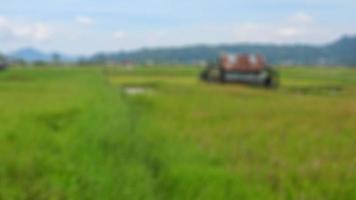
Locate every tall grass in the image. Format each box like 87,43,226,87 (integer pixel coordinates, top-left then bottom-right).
0,66,355,199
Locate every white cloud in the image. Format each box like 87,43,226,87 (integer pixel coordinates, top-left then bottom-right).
231,12,319,43
0,9,353,55
275,12,313,38
290,12,314,24
0,16,51,41
13,23,50,41
0,16,8,27
277,27,305,37
75,16,94,26
113,31,126,40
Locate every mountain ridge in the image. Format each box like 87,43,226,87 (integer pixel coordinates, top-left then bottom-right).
4,35,356,66
8,48,77,63
89,35,356,66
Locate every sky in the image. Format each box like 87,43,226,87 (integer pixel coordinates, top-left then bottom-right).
0,0,355,55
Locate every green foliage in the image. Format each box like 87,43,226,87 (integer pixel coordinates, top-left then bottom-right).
89,36,356,66
0,66,355,199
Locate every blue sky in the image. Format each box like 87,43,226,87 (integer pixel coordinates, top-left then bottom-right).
0,0,355,55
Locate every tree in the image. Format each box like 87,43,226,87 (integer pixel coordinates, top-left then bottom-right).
0,53,8,70
52,53,61,65
0,53,7,63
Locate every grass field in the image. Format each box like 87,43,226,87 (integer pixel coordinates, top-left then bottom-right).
0,66,355,199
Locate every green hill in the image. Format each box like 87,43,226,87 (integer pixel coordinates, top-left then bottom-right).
90,35,356,66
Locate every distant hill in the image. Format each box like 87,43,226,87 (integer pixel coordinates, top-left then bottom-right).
89,35,356,66
9,48,52,62
8,48,76,63
4,35,356,66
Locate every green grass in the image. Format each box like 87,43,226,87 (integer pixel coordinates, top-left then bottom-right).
0,66,355,199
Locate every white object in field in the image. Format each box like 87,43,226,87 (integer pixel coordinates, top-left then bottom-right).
123,86,153,95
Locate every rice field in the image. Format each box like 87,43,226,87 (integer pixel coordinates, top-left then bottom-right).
0,66,355,199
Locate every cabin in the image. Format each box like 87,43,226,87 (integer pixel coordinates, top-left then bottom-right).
201,53,278,87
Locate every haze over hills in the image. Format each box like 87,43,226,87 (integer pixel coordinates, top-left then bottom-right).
9,48,53,62
4,35,356,66
89,35,356,66
8,48,77,63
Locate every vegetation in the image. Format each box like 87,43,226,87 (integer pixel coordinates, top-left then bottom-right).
4,35,356,66
0,66,355,199
90,36,356,66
